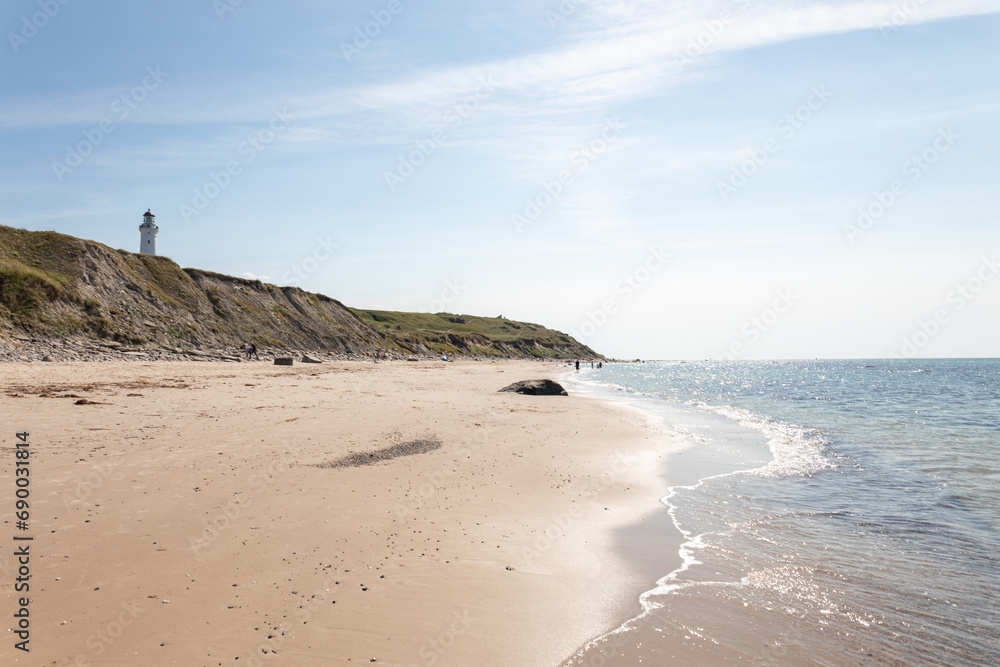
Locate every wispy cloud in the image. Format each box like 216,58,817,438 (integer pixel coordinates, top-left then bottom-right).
4,1,995,132
2,0,996,193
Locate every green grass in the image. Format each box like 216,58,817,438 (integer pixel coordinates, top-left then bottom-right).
350,309,599,358
0,228,84,274
0,259,73,321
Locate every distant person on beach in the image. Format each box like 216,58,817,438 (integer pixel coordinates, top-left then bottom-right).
246,342,259,361
575,360,580,371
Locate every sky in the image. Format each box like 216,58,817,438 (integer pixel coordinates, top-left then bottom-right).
2,0,999,360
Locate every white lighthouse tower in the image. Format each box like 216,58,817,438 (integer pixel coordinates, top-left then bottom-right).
139,209,158,255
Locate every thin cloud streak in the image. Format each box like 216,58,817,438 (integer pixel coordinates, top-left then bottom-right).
1,1,996,133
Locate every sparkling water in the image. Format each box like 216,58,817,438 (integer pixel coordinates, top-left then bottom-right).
566,359,1000,666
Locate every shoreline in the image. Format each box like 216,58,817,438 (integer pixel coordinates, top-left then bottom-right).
556,374,773,666
560,360,1000,666
0,359,687,666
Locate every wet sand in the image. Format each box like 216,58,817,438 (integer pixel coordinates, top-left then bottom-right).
0,359,686,666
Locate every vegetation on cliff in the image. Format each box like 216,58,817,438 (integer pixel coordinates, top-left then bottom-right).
0,225,600,359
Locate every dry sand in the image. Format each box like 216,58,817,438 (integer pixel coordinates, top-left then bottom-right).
0,359,687,666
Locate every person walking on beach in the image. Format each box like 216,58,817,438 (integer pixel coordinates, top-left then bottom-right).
575,360,580,371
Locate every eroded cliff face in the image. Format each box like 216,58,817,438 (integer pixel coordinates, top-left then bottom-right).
0,226,600,360
0,225,382,353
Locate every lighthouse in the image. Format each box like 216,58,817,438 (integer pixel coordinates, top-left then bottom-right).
139,209,158,255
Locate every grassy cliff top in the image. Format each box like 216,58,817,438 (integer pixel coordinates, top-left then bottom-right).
0,225,600,359
351,309,601,359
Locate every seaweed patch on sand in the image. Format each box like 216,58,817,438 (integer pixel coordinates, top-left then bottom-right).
316,434,442,469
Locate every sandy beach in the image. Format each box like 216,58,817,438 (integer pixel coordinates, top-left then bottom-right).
1,359,685,666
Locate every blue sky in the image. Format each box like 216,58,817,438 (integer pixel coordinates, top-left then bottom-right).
2,0,999,359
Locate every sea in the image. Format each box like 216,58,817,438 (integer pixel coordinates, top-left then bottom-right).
563,359,1000,667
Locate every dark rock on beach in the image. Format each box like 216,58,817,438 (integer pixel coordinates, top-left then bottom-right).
498,379,568,396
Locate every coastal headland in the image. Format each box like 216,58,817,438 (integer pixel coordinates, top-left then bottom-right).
0,225,599,362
